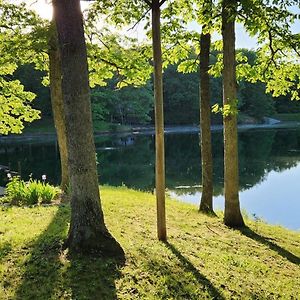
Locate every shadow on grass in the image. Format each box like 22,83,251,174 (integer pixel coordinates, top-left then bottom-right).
14,205,69,299
15,205,124,300
66,253,124,300
0,242,12,263
239,227,300,265
164,242,225,300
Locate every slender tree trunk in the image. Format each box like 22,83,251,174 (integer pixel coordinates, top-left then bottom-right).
152,0,167,241
52,0,124,255
199,29,214,214
48,23,69,192
222,0,244,227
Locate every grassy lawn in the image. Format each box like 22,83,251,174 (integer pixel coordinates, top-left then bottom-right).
0,186,299,299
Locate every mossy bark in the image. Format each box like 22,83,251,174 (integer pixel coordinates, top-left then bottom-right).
52,0,124,256
152,0,167,241
222,0,244,227
48,23,69,192
199,30,214,214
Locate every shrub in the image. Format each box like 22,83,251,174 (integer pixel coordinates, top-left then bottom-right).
5,176,60,206
40,183,60,204
5,176,26,205
25,179,40,205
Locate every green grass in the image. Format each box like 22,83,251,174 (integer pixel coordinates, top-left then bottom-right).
0,186,299,299
272,113,300,122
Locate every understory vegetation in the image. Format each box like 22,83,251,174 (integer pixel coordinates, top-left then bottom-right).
0,186,299,299
1,176,60,206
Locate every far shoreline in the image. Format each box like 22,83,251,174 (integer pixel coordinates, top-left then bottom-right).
1,120,300,142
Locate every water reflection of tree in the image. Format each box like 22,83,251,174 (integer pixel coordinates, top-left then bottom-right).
169,129,300,197
238,129,275,191
2,128,300,193
268,129,300,172
97,136,155,190
165,134,201,188
0,141,60,186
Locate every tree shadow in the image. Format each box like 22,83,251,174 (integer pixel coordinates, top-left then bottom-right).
15,205,124,300
164,242,225,300
239,227,300,265
0,241,12,263
66,253,124,300
14,205,70,299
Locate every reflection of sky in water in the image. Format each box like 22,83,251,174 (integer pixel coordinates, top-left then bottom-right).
2,128,300,231
170,163,300,231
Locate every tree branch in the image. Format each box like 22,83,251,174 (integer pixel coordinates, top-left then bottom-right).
143,0,152,7
159,0,168,7
127,7,151,31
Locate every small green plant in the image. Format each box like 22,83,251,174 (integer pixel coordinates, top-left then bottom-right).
5,176,60,206
25,179,40,205
40,183,60,204
5,176,26,205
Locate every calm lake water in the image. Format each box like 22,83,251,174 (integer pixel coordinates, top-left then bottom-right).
1,127,300,230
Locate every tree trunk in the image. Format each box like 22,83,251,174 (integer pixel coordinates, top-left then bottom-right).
48,23,69,192
199,30,214,214
52,0,124,256
152,0,167,241
222,0,244,227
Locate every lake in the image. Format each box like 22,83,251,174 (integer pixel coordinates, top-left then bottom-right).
1,127,300,230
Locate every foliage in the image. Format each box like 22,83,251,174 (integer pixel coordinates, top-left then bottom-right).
0,0,153,136
0,74,40,135
0,186,300,299
238,0,300,99
0,32,41,135
163,64,199,124
4,176,60,206
0,1,46,135
12,64,51,116
91,79,153,125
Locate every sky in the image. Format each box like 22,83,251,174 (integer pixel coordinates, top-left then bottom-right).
22,0,300,50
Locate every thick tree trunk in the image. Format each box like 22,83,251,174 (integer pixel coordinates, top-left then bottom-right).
48,23,69,192
199,30,214,214
152,0,167,241
52,0,124,256
222,0,244,227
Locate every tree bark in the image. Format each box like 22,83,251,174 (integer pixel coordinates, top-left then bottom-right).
199,30,214,214
152,0,167,241
222,0,244,227
48,23,69,192
52,0,124,256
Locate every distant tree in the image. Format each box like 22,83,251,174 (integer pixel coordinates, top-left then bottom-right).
163,65,198,125
91,80,153,125
238,81,275,121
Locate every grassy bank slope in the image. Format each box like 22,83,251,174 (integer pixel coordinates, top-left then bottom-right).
0,187,299,299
